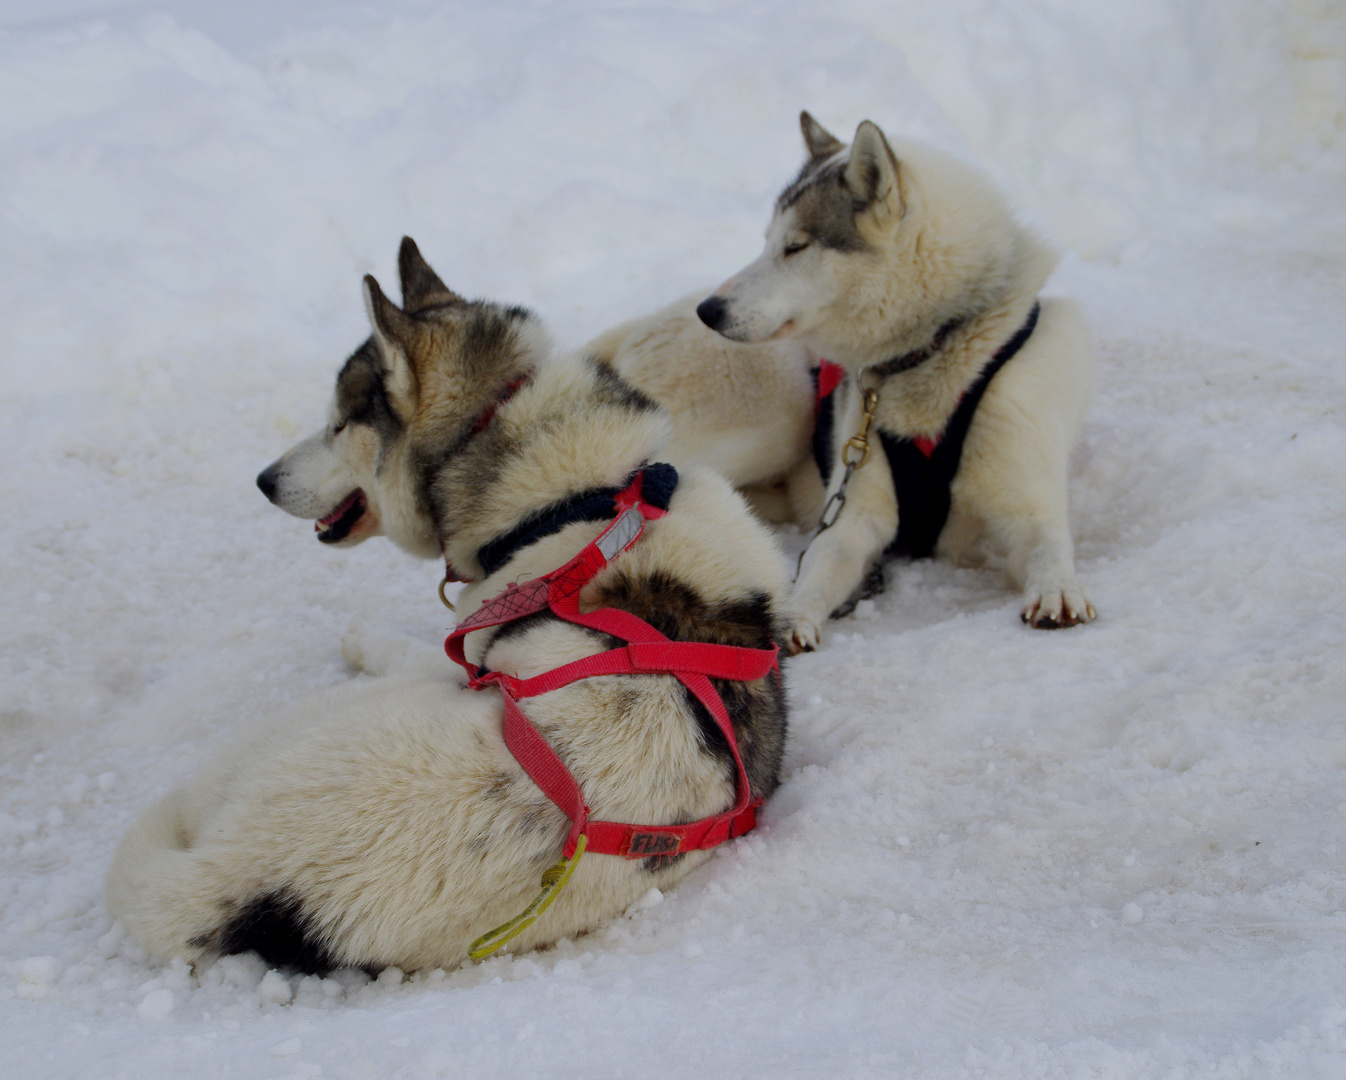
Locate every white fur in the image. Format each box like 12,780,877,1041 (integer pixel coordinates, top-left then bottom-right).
705,117,1097,647
584,292,821,522
108,279,790,974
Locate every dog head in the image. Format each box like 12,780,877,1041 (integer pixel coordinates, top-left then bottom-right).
698,113,1042,369
696,112,911,349
256,238,549,560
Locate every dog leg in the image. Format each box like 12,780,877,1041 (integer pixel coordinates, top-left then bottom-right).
342,615,454,679
951,326,1095,628
788,459,897,653
956,460,1094,628
1008,519,1095,628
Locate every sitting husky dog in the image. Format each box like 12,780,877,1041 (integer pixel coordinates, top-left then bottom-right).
105,239,789,974
698,113,1097,651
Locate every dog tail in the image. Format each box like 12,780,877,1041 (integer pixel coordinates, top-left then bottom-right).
104,787,226,964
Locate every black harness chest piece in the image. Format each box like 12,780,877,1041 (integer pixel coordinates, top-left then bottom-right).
813,302,1040,559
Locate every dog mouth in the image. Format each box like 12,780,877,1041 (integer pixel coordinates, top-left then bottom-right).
315,489,368,544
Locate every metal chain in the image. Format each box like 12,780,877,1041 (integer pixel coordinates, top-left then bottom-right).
794,370,881,581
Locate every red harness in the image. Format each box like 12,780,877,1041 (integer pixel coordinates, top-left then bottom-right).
444,472,778,862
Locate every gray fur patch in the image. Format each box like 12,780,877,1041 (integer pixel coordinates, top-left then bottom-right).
591,571,788,803
398,236,462,313
586,355,659,413
776,161,867,253
392,299,541,539
336,341,404,443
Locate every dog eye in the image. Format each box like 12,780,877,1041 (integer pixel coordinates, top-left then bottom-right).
331,421,347,437
783,241,809,257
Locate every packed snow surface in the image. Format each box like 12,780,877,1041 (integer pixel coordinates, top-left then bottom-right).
2,1,1344,1076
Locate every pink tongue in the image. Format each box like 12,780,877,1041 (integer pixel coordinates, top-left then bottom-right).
317,491,359,528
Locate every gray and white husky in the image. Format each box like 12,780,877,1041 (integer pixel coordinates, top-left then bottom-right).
698,113,1097,651
105,239,789,974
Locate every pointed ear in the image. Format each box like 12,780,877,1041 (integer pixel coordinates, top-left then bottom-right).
362,275,418,407
843,121,901,217
398,236,461,314
800,110,843,161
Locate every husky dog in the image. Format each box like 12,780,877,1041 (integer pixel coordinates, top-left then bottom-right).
698,113,1096,651
105,239,789,974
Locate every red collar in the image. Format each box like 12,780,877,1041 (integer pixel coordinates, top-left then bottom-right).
470,372,530,436
441,372,533,585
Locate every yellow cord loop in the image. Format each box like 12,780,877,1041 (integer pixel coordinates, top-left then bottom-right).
467,834,587,960
438,574,456,611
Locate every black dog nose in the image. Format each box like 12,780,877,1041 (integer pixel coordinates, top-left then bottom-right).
696,295,727,332
256,464,280,503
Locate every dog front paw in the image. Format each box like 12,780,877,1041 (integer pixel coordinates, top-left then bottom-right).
786,618,823,655
1021,584,1096,629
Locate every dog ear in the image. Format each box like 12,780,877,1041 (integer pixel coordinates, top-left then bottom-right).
800,111,843,161
844,121,902,218
363,275,418,407
398,236,461,314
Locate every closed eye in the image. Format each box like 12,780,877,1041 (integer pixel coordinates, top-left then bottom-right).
331,421,347,437
783,241,809,257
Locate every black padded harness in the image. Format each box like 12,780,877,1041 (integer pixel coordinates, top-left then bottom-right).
475,462,679,578
812,302,1040,559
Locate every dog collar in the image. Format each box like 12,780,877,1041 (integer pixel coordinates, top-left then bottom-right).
438,371,536,592
475,463,678,578
469,371,531,437
439,462,679,599
868,315,968,379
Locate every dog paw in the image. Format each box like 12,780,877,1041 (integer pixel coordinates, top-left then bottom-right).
1020,585,1096,629
786,619,822,655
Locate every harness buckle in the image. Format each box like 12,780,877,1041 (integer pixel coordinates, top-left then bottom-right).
841,386,880,469
467,834,587,960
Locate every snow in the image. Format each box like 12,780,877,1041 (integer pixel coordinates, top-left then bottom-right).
1,1,1344,1076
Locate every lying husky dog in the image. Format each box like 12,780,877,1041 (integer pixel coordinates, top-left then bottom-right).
105,239,789,974
698,113,1097,651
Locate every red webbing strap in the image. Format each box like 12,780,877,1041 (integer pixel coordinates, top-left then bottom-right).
815,359,846,410
494,641,778,698
444,577,551,671
443,472,774,860
523,588,768,860
498,663,762,860
443,492,653,674
499,694,589,858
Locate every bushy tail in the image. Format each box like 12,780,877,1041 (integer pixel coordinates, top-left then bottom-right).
104,788,223,963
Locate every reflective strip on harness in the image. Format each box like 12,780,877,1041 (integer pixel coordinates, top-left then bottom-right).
596,507,644,561
445,467,776,863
